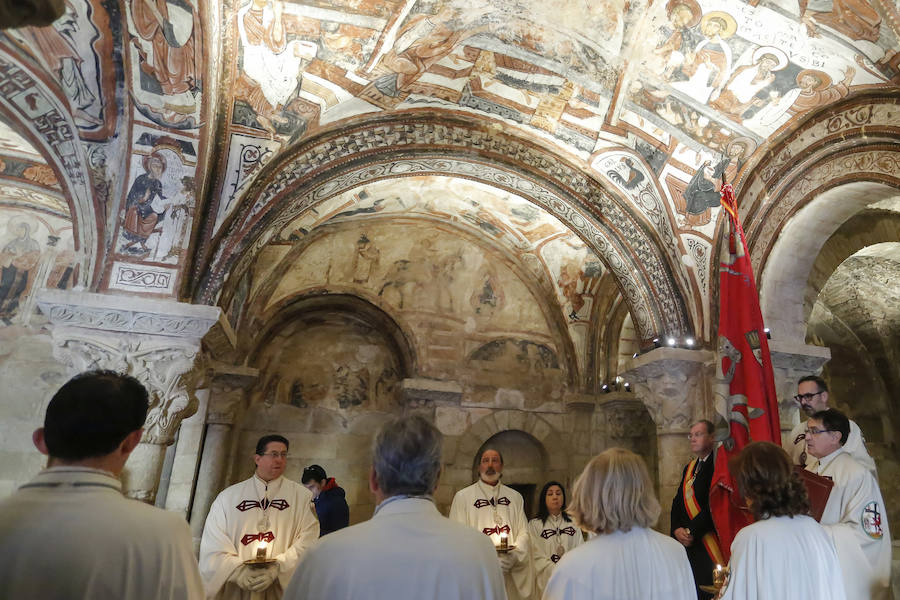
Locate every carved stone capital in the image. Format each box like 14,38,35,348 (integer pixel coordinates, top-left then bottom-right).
38,290,220,445
37,289,220,339
621,348,713,430
207,363,259,425
768,340,831,431
596,392,650,439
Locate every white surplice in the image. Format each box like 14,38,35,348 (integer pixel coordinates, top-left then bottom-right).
0,467,204,600
808,448,891,600
284,496,507,600
528,515,583,597
789,418,876,475
199,474,319,600
717,515,846,600
450,480,532,600
543,527,694,600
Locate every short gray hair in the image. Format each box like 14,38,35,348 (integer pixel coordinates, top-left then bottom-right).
373,415,443,497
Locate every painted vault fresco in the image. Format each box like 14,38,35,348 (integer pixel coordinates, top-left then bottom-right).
0,0,896,348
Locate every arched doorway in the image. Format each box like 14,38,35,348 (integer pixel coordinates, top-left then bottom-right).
474,430,548,519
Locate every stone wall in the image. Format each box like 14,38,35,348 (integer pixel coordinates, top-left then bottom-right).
0,323,67,496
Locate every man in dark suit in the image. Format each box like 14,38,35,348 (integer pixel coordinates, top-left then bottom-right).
671,419,721,599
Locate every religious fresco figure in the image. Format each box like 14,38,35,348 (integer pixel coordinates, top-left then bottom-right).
709,47,788,123
122,153,168,255
19,0,99,124
670,11,737,104
366,7,488,103
351,234,380,284
0,221,41,324
131,0,202,95
651,0,702,79
799,0,882,42
236,0,317,137
744,67,855,134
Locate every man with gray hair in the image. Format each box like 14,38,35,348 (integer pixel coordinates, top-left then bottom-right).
283,415,506,599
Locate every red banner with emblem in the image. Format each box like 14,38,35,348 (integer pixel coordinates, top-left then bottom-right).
708,183,781,561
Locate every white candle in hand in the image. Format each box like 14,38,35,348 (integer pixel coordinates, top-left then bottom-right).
499,532,508,550
256,541,268,560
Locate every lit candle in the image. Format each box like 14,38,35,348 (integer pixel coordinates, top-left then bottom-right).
499,532,508,551
713,564,725,587
256,541,268,560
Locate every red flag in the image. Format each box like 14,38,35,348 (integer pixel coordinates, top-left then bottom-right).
708,183,781,561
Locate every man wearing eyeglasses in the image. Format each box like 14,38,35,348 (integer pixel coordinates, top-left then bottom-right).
805,409,890,600
200,434,319,599
787,375,876,476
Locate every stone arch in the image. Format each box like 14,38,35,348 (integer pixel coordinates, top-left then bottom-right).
227,216,581,387
473,430,548,517
0,41,101,287
193,112,693,342
445,410,569,506
245,292,418,378
725,91,900,340
759,182,899,342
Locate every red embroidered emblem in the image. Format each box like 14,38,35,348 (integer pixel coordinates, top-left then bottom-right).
482,525,510,536
241,531,275,545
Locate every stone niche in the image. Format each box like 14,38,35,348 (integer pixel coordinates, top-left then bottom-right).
233,307,408,523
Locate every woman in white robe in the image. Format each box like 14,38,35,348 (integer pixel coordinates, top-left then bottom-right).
529,481,583,598
543,448,695,600
716,441,846,600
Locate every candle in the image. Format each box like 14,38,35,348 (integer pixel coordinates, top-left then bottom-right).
499,532,508,551
256,541,268,560
713,564,725,587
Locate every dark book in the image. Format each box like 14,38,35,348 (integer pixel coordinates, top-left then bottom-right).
794,466,834,522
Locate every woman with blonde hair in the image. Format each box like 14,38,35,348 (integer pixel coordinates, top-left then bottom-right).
543,448,694,600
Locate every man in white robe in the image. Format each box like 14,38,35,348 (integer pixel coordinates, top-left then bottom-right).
0,370,204,599
284,414,506,600
788,375,876,475
449,448,531,600
805,409,890,600
200,434,319,599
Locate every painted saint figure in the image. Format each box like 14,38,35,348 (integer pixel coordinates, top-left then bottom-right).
122,154,168,254
709,47,788,122
670,12,736,104
744,67,855,134
0,221,41,324
131,0,202,95
236,0,317,136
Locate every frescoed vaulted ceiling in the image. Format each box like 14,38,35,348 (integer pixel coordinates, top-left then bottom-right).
0,0,898,354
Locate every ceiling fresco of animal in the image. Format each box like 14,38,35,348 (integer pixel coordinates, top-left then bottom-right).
0,0,897,345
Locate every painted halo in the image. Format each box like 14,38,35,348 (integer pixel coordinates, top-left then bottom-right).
752,45,789,71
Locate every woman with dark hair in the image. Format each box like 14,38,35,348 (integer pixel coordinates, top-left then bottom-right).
717,441,846,599
528,481,583,596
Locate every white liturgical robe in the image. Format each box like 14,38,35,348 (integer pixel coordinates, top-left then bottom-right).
0,467,204,600
543,527,694,600
284,496,507,600
450,480,531,600
808,448,891,600
789,418,876,475
717,515,846,600
528,515,583,597
199,474,319,600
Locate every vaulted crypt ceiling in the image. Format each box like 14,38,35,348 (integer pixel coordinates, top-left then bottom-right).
0,0,898,350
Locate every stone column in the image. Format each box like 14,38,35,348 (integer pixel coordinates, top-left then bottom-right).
595,391,657,481
37,289,219,504
621,348,714,533
767,340,830,442
189,365,258,551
